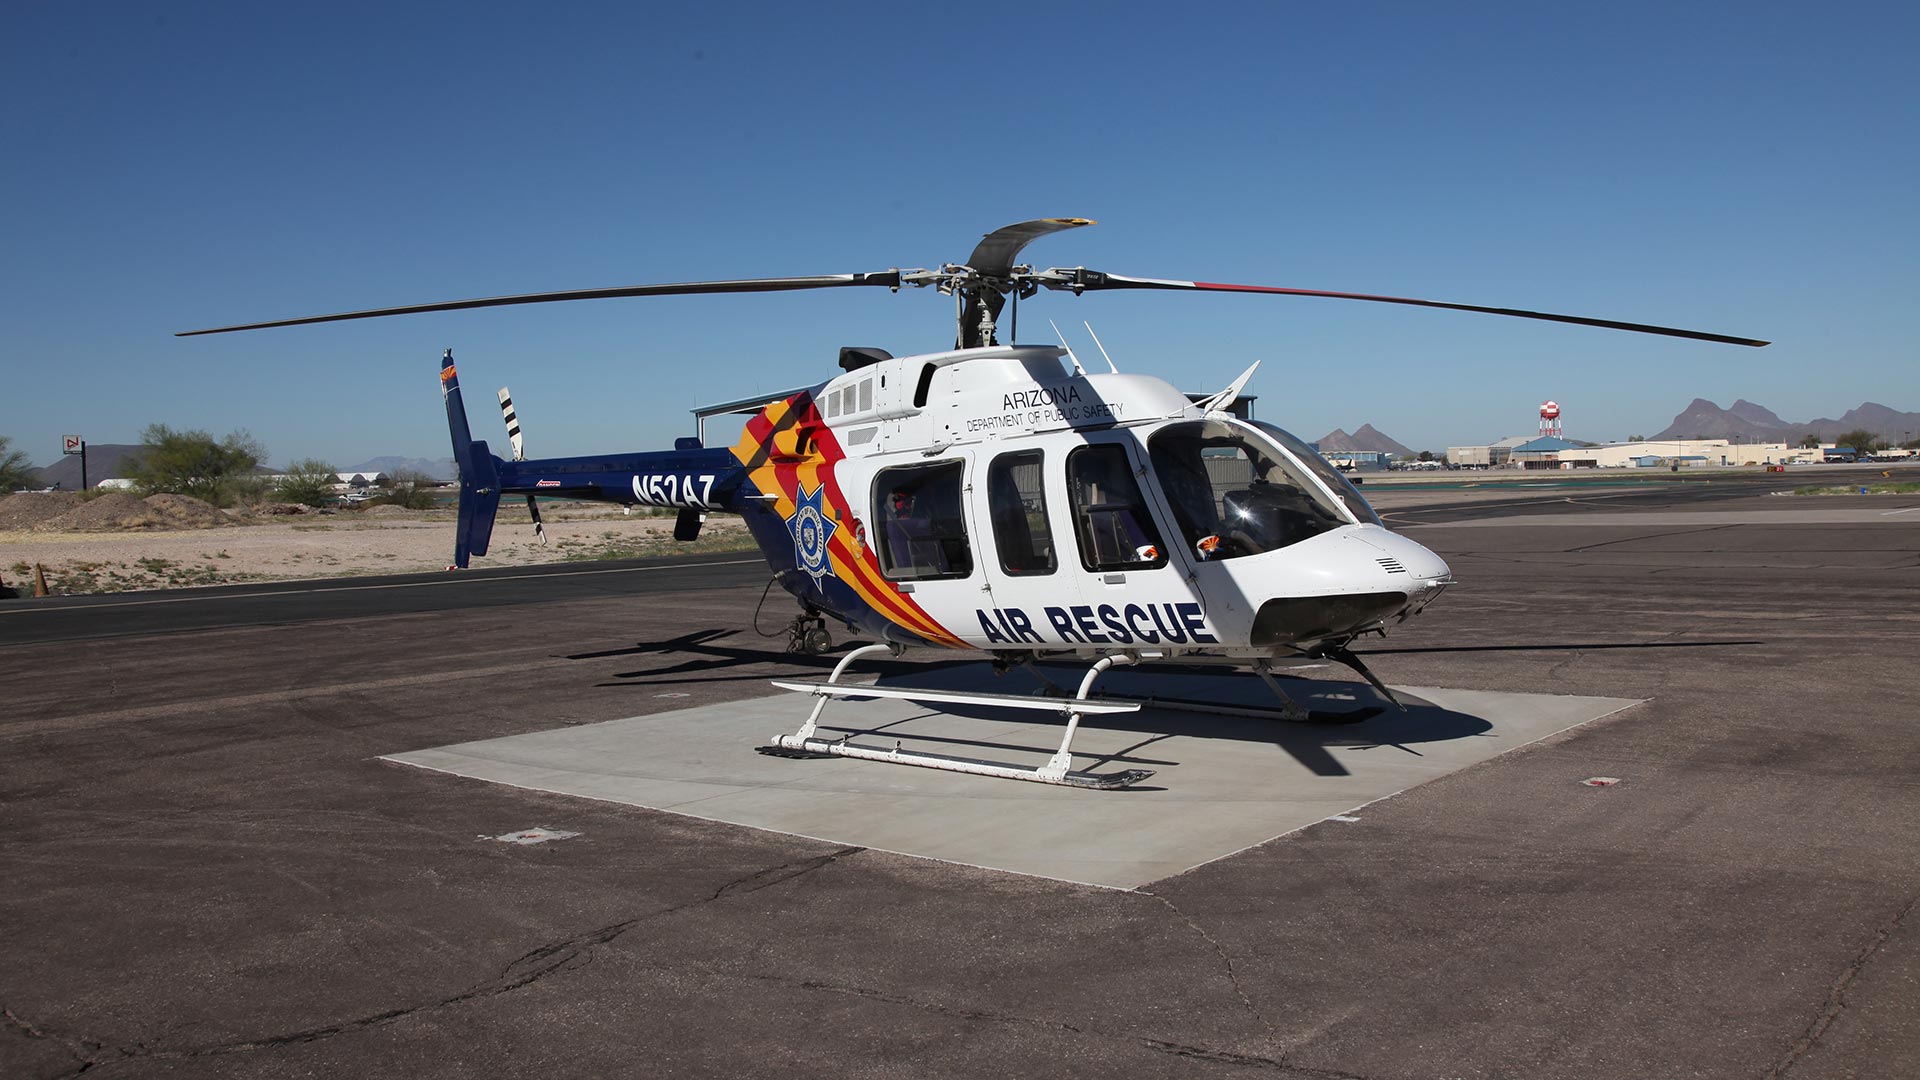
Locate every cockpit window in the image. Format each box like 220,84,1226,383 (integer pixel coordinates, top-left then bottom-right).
1252,422,1384,526
1148,420,1353,561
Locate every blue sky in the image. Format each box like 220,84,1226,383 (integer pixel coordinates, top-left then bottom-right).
4,2,1915,467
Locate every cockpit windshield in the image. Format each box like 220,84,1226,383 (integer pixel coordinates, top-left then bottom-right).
1252,422,1384,527
1148,419,1359,562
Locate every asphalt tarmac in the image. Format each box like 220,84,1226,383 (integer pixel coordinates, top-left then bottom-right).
3,481,1917,1079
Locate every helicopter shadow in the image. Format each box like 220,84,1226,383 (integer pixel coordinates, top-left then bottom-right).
576,629,932,686
576,632,1497,778
819,663,1494,779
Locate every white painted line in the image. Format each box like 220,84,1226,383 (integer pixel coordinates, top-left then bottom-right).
484,827,581,845
1327,814,1362,823
0,558,768,617
1882,506,1920,516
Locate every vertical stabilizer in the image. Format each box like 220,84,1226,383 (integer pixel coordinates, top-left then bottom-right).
441,351,502,567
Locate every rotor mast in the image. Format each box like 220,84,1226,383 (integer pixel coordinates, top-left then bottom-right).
948,218,1094,348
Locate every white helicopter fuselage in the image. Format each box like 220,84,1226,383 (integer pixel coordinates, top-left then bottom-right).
732,344,1452,656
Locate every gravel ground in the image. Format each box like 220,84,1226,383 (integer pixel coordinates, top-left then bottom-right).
0,505,754,594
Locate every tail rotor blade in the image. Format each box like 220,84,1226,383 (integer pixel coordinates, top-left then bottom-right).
495,386,545,543
497,387,526,461
527,496,548,546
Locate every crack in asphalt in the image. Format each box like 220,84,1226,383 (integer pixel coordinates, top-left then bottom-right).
3,1005,104,1077
754,974,1361,1077
1139,1039,1373,1078
1144,893,1267,1028
772,975,1092,1034
1562,523,1741,553
4,846,864,1075
1766,888,1920,1078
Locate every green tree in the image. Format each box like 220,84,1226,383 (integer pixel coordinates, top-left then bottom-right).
1417,450,1434,462
272,458,339,508
370,467,441,510
1798,434,1823,449
127,424,267,508
0,435,36,492
1834,429,1880,454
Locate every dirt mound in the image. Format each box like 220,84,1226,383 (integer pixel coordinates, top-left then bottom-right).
46,492,164,531
363,504,416,517
0,492,83,531
15,492,235,532
253,502,315,516
143,493,227,528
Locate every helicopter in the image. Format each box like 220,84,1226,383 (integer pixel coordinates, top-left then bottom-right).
182,218,1767,789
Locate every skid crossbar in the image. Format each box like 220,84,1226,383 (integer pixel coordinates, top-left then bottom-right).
768,650,1153,789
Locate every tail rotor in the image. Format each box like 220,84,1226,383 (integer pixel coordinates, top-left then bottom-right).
496,387,548,545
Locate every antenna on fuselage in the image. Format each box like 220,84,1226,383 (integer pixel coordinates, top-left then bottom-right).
1048,320,1086,376
1195,360,1261,414
1083,321,1120,373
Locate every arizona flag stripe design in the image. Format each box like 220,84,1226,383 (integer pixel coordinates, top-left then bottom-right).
732,394,964,647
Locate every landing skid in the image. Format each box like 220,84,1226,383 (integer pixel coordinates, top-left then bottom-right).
765,644,1155,789
761,645,1410,790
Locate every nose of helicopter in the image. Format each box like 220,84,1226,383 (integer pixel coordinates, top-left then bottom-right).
1246,526,1453,647
1353,525,1452,590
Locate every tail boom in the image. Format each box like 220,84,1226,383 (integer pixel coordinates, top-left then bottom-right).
441,351,750,567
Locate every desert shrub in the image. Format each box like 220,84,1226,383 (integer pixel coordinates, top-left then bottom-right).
0,435,36,492
370,468,441,510
126,425,267,508
273,458,340,508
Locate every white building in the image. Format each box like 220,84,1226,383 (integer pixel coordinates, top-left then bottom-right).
1529,440,1806,468
1447,435,1532,467
1446,438,1830,469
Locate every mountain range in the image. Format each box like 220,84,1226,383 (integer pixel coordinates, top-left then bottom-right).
1653,400,1920,444
29,444,149,489
27,450,457,488
1313,424,1417,458
343,456,457,481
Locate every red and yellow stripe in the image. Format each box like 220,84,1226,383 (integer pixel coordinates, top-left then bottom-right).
732,394,967,648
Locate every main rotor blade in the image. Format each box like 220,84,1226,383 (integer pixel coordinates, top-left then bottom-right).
176,272,904,336
1057,271,1770,347
966,218,1095,278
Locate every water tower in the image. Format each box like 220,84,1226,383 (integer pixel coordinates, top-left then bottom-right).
1539,400,1563,440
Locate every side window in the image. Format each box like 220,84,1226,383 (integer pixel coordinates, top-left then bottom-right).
1068,444,1168,572
874,461,973,581
987,451,1055,576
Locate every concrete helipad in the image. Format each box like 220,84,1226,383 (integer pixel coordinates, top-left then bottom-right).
385,664,1638,888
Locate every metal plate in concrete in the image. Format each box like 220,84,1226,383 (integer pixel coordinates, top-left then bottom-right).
384,666,1638,889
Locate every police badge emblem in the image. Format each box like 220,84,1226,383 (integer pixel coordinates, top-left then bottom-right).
786,482,837,582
